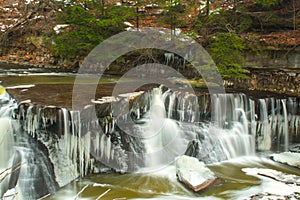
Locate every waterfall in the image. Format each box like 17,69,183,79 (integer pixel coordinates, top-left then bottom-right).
0,84,299,198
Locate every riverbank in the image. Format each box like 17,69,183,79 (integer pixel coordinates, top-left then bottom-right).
1,57,299,99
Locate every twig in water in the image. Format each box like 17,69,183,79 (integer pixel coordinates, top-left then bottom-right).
3,192,18,199
37,193,51,200
74,184,89,200
96,189,111,200
12,192,18,200
0,161,24,183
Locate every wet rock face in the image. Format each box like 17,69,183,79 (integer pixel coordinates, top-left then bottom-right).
232,68,300,96
244,50,300,70
184,139,228,164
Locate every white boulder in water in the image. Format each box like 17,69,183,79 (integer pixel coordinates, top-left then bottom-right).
175,155,218,192
270,152,300,168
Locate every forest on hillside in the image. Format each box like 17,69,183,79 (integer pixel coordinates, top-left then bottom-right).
0,0,300,78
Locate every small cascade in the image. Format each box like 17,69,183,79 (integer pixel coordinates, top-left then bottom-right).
0,90,17,198
0,118,14,169
255,97,299,151
0,90,59,199
257,99,272,150
287,97,300,139
0,90,16,166
137,88,189,170
0,89,16,176
13,142,58,199
209,93,255,159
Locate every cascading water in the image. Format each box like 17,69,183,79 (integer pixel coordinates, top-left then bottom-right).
134,88,189,171
255,97,298,151
287,97,300,138
130,88,298,164
0,88,18,198
130,89,256,166
257,99,272,150
196,93,255,161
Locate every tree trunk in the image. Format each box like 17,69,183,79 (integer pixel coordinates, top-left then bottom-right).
293,0,296,30
136,6,139,30
206,0,210,16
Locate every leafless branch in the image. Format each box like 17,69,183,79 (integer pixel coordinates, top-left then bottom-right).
0,161,24,183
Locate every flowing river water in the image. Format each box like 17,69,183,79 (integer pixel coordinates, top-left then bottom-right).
51,157,300,200
0,66,299,200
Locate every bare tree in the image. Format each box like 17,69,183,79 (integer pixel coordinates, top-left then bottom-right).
0,0,61,54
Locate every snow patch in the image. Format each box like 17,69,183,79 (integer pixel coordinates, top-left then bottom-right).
238,168,300,199
124,21,134,27
270,152,300,168
53,24,69,34
6,84,35,89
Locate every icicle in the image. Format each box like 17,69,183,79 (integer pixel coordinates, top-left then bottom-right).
95,129,100,157
100,134,105,159
167,92,176,119
61,108,70,158
136,108,140,120
84,132,91,176
106,135,111,161
70,111,79,170
281,99,289,151
111,146,115,161
164,52,174,65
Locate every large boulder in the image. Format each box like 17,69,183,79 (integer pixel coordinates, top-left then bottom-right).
175,155,218,192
